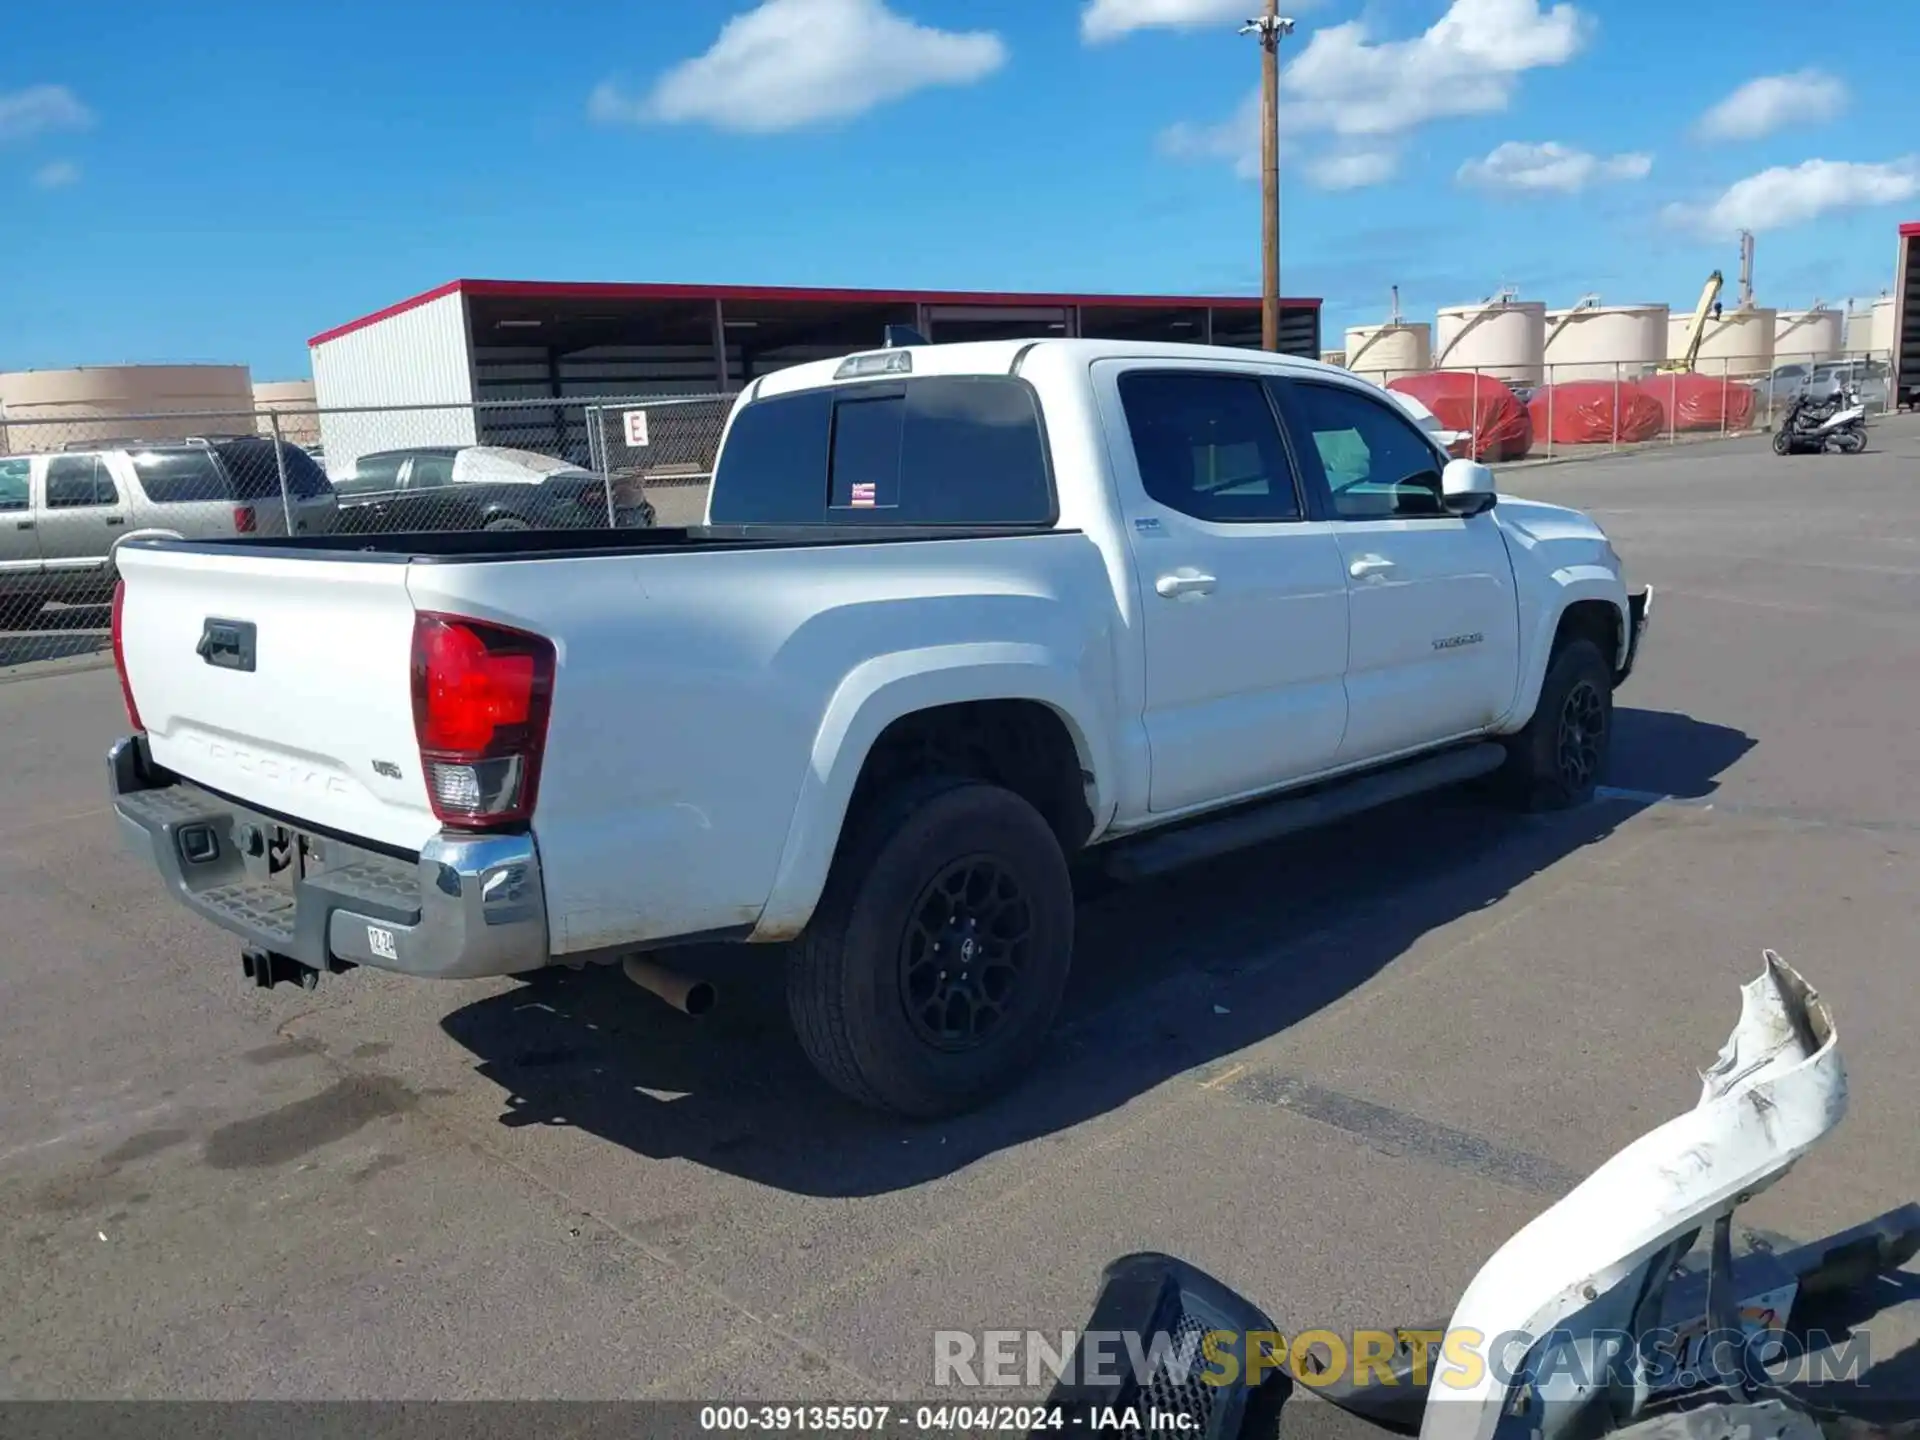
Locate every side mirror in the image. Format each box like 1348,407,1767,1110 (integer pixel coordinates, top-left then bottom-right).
1441,458,1497,517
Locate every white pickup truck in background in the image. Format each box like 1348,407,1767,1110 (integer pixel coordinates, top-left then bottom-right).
108,338,1650,1116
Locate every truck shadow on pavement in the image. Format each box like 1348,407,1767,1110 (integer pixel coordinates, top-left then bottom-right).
438,707,1753,1198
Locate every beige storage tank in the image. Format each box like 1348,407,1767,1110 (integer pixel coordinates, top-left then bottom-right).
1435,299,1546,385
1343,322,1432,383
1666,307,1777,376
1543,303,1668,381
0,364,254,451
253,378,320,447
1869,296,1897,357
1843,307,1877,354
1773,309,1843,366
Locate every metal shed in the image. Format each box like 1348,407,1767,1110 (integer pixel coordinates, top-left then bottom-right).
1896,222,1920,409
308,279,1321,468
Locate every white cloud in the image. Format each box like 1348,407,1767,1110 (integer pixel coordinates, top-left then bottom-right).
0,84,93,145
1306,149,1398,190
1081,0,1268,44
1696,70,1847,142
32,159,80,189
1664,158,1920,235
1159,90,1262,177
1159,0,1591,178
1457,141,1651,193
592,0,1006,134
1285,0,1589,136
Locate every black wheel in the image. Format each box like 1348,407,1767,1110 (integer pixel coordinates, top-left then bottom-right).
1496,638,1614,811
788,779,1074,1118
1837,430,1865,454
484,516,531,532
1772,428,1793,456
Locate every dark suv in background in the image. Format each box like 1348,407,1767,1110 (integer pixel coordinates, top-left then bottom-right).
329,445,655,534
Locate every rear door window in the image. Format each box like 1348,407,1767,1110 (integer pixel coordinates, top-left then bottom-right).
44,455,119,509
710,376,1053,526
405,453,455,489
1114,370,1302,523
129,449,233,503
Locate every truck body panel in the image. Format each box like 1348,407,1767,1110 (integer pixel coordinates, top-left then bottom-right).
110,338,1646,983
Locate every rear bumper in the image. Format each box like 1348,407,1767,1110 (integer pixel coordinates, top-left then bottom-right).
1615,585,1652,686
107,736,549,980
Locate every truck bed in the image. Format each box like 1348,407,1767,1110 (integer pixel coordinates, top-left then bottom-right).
134,522,1070,565
111,521,1118,950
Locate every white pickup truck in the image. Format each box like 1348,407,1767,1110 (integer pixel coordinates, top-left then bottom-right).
108,338,1650,1116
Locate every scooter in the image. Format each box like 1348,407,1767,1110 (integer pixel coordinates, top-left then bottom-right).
1039,955,1918,1440
1774,385,1868,455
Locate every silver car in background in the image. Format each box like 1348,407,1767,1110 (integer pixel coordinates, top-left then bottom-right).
0,437,336,607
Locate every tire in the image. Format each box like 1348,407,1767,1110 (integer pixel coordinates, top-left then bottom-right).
1772,428,1793,456
788,778,1075,1118
1496,638,1614,812
1838,429,1866,454
484,516,532,532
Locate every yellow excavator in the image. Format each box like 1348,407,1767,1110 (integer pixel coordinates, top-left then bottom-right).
1659,269,1725,375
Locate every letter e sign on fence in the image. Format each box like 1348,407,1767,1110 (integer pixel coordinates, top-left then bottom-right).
622,410,650,448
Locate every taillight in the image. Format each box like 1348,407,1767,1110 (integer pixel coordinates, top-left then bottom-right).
111,580,144,731
410,613,555,828
233,504,257,533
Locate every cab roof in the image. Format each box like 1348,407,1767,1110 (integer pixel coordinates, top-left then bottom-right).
748,338,1348,399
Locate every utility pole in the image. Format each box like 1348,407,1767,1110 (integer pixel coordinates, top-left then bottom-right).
1242,2,1295,351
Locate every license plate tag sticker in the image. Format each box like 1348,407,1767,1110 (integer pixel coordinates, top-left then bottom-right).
366,925,398,961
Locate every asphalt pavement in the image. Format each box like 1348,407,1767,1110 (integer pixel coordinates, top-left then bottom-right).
2,420,1917,1403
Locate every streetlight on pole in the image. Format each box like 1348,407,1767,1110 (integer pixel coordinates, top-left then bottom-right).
1240,2,1295,352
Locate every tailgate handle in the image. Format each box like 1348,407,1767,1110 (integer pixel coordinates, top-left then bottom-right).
197,617,257,672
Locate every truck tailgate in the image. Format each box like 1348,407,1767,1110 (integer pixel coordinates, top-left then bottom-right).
115,545,438,852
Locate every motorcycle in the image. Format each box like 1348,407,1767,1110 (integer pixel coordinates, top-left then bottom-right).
1039,954,1918,1440
1774,384,1868,456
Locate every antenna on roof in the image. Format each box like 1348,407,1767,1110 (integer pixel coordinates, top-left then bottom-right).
882,324,928,349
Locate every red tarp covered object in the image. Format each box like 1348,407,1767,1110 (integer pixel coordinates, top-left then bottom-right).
1528,381,1666,446
1634,373,1756,432
1386,372,1533,461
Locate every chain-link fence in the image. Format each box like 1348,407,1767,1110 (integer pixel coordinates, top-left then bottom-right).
0,393,732,669
0,351,1899,670
1361,350,1895,464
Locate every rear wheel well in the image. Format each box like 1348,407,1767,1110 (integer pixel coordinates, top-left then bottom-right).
845,701,1094,856
1553,600,1620,669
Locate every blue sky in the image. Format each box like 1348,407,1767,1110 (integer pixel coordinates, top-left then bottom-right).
3,0,1917,379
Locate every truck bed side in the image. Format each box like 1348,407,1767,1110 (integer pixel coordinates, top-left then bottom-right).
407,530,1122,952
115,529,1122,956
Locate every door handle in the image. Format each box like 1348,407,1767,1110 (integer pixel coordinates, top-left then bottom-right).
1348,555,1396,578
14,520,31,531
1155,571,1217,598
105,516,126,527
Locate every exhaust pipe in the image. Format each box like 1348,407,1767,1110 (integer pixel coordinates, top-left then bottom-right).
622,956,716,1017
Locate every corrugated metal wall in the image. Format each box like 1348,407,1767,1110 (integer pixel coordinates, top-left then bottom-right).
1898,232,1919,407
472,342,734,462
310,290,478,471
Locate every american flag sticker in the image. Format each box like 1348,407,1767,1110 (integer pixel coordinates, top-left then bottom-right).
850,482,877,508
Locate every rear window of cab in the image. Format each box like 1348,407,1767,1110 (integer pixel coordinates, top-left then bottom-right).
709,375,1055,526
